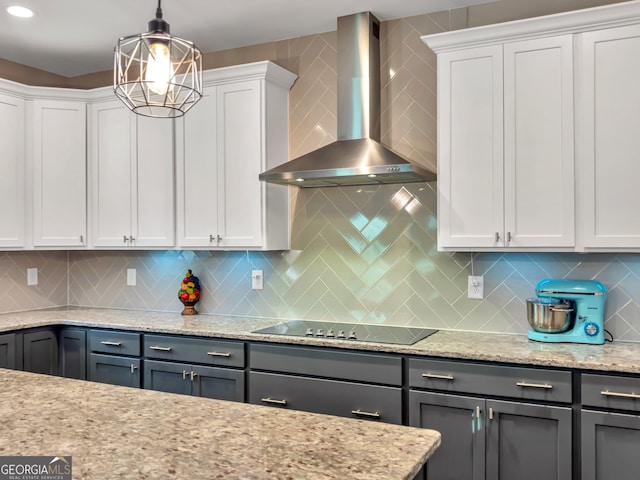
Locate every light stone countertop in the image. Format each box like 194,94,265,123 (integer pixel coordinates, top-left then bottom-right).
0,368,440,480
1,307,640,374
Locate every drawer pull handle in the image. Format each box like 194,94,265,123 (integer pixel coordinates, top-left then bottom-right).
100,341,122,346
261,397,287,406
207,351,231,357
601,390,640,400
516,381,553,390
149,345,173,352
351,409,381,419
422,373,455,381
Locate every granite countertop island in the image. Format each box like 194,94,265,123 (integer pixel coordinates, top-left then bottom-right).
0,369,440,479
1,307,640,374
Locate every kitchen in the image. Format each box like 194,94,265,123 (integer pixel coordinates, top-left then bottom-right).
1,0,640,478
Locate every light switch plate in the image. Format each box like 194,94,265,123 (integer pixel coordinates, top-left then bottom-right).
27,268,38,286
251,270,264,290
468,275,484,299
127,268,136,286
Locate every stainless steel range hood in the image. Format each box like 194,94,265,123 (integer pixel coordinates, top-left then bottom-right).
259,12,436,188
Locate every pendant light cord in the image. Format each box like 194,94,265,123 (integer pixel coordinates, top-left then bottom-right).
156,0,163,19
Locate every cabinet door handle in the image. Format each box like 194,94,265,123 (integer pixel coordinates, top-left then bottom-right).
422,373,454,381
149,345,173,352
351,409,381,419
507,231,512,243
129,236,135,243
182,370,188,380
130,364,137,373
516,381,553,389
261,397,287,406
190,371,197,381
217,235,223,243
80,234,84,243
209,234,215,243
475,406,481,418
495,232,500,242
123,235,128,243
601,390,640,399
207,351,231,357
100,341,122,346
489,407,494,420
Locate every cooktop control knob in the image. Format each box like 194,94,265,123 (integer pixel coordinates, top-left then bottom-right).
305,328,314,336
348,330,357,340
315,329,324,337
337,330,346,339
326,329,335,338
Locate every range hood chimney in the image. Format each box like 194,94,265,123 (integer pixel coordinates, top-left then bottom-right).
259,11,436,188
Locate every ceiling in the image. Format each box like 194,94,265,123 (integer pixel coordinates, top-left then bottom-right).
0,0,499,78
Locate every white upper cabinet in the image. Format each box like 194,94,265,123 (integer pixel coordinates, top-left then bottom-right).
0,92,25,248
176,61,296,250
434,36,574,250
30,99,87,247
88,99,174,248
423,0,640,252
578,24,640,249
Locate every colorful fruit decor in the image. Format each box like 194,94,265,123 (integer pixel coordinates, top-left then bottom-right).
178,269,201,315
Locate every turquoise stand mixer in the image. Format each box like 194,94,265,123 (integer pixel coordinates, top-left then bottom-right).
526,279,607,345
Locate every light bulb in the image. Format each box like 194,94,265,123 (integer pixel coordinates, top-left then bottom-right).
145,41,174,95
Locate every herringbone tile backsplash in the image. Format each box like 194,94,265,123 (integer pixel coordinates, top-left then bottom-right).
2,9,640,343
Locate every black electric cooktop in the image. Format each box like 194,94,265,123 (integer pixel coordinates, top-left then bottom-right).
253,320,438,345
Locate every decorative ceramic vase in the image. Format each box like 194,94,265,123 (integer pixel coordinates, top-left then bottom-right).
180,299,199,316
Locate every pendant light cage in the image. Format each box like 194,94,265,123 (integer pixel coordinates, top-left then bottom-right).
114,31,203,118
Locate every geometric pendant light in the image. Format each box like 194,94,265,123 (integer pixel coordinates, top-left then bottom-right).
113,0,203,118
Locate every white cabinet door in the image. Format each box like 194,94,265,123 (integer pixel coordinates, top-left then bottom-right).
580,24,640,248
135,116,174,247
0,93,25,248
437,45,504,249
216,80,263,248
89,100,135,247
503,35,575,248
176,88,219,248
31,99,87,247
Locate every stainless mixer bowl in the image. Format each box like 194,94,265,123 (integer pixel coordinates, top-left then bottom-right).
526,298,575,333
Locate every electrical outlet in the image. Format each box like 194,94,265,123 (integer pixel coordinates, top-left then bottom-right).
127,268,136,286
27,268,38,286
251,270,264,290
468,275,484,299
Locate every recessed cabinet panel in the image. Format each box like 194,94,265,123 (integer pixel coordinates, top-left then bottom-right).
504,36,574,247
89,101,135,247
31,100,87,247
0,93,25,248
438,46,504,248
580,24,640,248
135,115,174,246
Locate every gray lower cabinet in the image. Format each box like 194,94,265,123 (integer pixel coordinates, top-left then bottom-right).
88,353,141,388
581,373,640,480
87,330,142,388
59,328,86,379
408,358,572,480
248,344,403,424
0,333,17,370
144,359,244,401
581,410,640,480
23,329,58,375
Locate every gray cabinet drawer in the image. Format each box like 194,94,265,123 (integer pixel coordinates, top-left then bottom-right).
144,334,244,367
249,344,401,386
89,330,141,356
408,358,571,403
249,371,402,424
582,373,640,412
